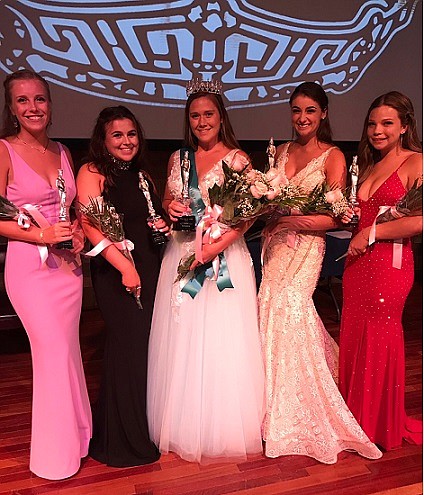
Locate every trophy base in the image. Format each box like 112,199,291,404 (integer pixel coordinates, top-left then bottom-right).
151,229,169,246
348,214,359,226
56,239,74,250
173,215,196,232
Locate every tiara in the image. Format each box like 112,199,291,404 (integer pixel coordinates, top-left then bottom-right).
186,78,222,97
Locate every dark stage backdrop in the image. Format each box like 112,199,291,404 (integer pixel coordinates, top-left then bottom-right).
0,1,422,141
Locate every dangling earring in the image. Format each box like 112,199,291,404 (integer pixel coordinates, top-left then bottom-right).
12,116,19,129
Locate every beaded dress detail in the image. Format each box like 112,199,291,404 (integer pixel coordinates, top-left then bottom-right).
258,142,382,463
339,167,423,450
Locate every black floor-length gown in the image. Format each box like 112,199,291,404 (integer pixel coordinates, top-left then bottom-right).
89,166,162,467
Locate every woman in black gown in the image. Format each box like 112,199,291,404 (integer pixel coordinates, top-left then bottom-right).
76,106,168,467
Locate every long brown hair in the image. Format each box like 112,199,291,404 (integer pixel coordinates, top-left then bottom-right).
358,91,422,182
1,69,52,138
183,92,240,150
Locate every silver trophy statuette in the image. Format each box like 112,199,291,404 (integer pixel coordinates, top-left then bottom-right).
56,169,73,249
266,137,276,170
138,172,168,246
348,155,359,225
174,150,195,231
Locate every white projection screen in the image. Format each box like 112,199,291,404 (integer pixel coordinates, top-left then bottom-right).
0,0,422,141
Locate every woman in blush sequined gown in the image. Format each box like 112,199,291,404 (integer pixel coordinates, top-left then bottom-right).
147,81,265,464
77,106,167,467
259,82,382,463
0,69,91,480
339,91,423,450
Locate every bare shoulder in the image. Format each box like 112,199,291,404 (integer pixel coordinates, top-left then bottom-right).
325,147,346,170
234,148,249,160
76,162,104,200
403,152,423,187
0,139,11,171
276,141,290,153
76,162,103,182
0,138,10,158
328,146,346,161
404,151,422,170
0,140,12,195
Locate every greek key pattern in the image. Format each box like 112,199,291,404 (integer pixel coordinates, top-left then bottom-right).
0,0,419,108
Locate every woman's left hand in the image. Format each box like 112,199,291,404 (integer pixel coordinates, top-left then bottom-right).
347,227,370,257
189,241,229,270
70,220,86,254
148,217,171,236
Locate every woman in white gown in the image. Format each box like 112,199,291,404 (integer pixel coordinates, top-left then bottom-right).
258,82,382,463
147,80,265,463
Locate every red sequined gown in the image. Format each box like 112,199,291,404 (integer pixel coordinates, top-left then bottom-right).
339,169,423,450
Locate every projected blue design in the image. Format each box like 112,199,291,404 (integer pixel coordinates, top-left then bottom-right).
0,0,419,109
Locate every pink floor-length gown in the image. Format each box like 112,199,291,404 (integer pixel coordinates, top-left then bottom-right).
2,139,92,480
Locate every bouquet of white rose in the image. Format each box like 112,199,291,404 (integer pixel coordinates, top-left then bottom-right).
78,196,143,309
208,161,308,225
175,162,308,283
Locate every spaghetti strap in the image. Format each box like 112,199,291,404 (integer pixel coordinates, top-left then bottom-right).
395,154,416,173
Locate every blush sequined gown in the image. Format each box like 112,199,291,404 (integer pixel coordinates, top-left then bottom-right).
2,139,92,480
339,166,423,450
258,142,382,463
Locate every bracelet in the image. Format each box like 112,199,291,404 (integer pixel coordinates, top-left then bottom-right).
39,229,46,244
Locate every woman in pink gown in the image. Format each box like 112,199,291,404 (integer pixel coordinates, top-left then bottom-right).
339,91,422,450
0,69,92,479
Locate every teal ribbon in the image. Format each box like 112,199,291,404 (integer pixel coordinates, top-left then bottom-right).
181,252,234,299
179,148,233,297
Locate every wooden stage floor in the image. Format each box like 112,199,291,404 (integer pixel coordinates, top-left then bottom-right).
0,280,422,495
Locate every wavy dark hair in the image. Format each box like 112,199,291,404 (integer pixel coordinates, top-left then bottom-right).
86,105,147,190
357,91,422,183
289,81,333,144
1,69,52,138
183,92,240,150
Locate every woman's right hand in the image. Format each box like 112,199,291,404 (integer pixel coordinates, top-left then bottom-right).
121,264,141,298
167,199,191,223
39,221,73,245
341,205,361,224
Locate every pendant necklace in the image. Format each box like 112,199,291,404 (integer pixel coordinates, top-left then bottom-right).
16,135,49,154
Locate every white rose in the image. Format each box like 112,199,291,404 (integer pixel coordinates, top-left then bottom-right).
265,169,279,181
245,169,261,183
254,180,268,195
265,188,279,200
250,184,265,199
324,189,344,203
231,155,249,172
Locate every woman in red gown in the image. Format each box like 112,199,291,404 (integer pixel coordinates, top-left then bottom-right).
339,91,422,450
